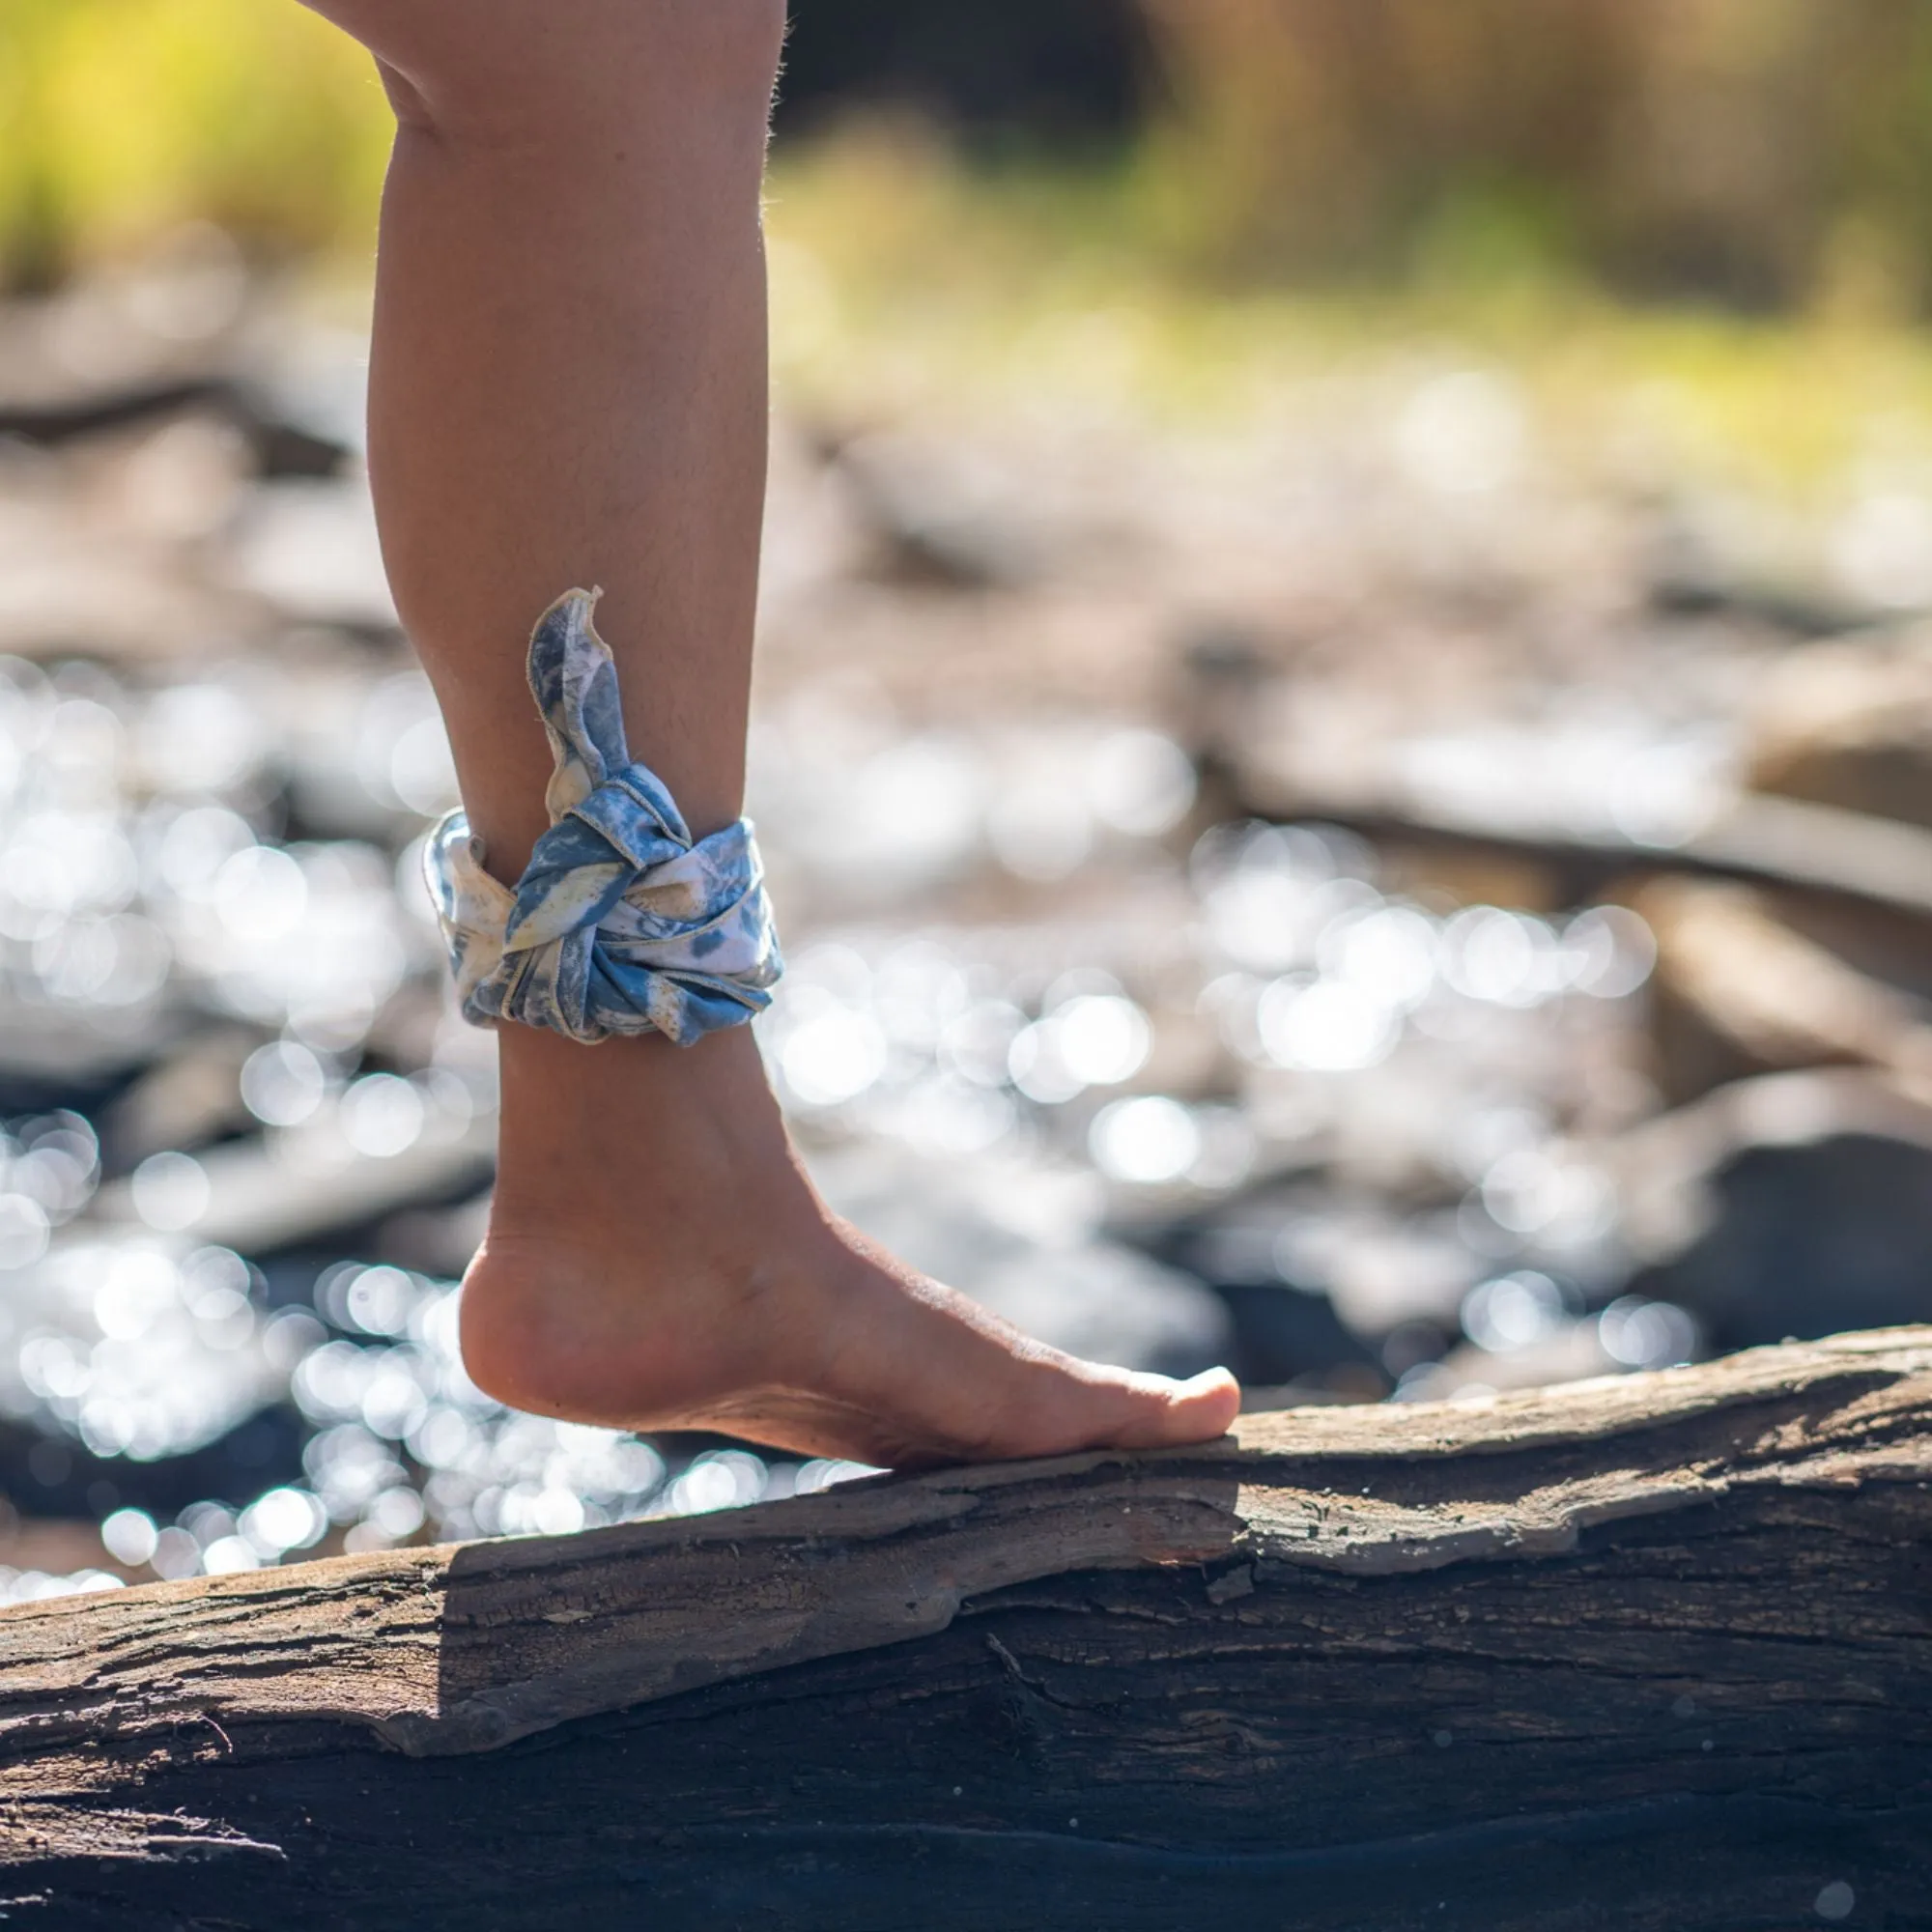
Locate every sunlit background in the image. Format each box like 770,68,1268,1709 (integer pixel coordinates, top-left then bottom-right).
5,0,1932,1599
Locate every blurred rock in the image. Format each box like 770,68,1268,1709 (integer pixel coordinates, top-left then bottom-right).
0,377,347,481
1144,1194,1484,1390
830,430,1046,591
0,532,263,666
226,479,397,630
102,1029,255,1164
375,1192,491,1281
90,1112,497,1258
971,1242,1234,1378
1617,1069,1932,1350
1637,878,1931,1104
1421,1321,1617,1398
810,1142,1231,1375
1747,632,1932,830
0,1516,126,1582
1644,512,1864,638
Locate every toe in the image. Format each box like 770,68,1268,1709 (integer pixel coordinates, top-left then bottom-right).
1108,1367,1242,1448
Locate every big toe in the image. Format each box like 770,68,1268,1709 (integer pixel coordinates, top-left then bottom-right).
1105,1366,1242,1448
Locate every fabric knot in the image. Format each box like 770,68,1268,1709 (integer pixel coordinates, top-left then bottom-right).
424,588,782,1045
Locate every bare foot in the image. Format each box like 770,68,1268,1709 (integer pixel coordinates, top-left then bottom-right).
458,1025,1241,1467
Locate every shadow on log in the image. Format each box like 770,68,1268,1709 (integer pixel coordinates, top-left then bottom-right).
3,1331,1931,1928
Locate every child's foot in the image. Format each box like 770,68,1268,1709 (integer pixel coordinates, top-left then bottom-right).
458,1025,1241,1467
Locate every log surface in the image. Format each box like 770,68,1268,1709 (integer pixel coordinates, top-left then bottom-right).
3,1329,1931,1929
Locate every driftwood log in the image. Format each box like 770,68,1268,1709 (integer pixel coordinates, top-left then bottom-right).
3,1330,1931,1930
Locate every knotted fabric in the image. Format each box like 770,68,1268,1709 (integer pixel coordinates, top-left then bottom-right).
425,588,782,1045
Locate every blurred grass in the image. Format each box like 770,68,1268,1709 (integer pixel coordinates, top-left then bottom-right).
767,124,1932,502
1137,0,1932,313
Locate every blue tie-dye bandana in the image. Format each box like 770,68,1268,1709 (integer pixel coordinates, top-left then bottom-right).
425,589,782,1045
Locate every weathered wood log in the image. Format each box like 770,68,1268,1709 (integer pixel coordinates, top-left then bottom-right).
4,1330,1931,1929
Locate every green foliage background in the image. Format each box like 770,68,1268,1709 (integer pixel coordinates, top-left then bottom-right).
1140,0,1932,311
7,0,1932,318
1,0,387,288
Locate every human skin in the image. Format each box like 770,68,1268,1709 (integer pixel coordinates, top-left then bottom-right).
296,0,1240,1464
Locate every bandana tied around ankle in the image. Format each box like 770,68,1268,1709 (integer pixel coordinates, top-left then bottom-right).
424,589,783,1046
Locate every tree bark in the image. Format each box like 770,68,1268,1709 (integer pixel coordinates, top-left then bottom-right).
3,1329,1930,1930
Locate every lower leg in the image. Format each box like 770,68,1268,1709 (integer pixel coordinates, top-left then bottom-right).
320,0,773,858
301,0,1239,1463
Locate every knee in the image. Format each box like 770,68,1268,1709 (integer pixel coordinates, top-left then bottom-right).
380,0,788,156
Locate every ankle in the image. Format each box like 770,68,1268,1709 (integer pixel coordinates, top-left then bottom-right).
495,1024,782,1175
